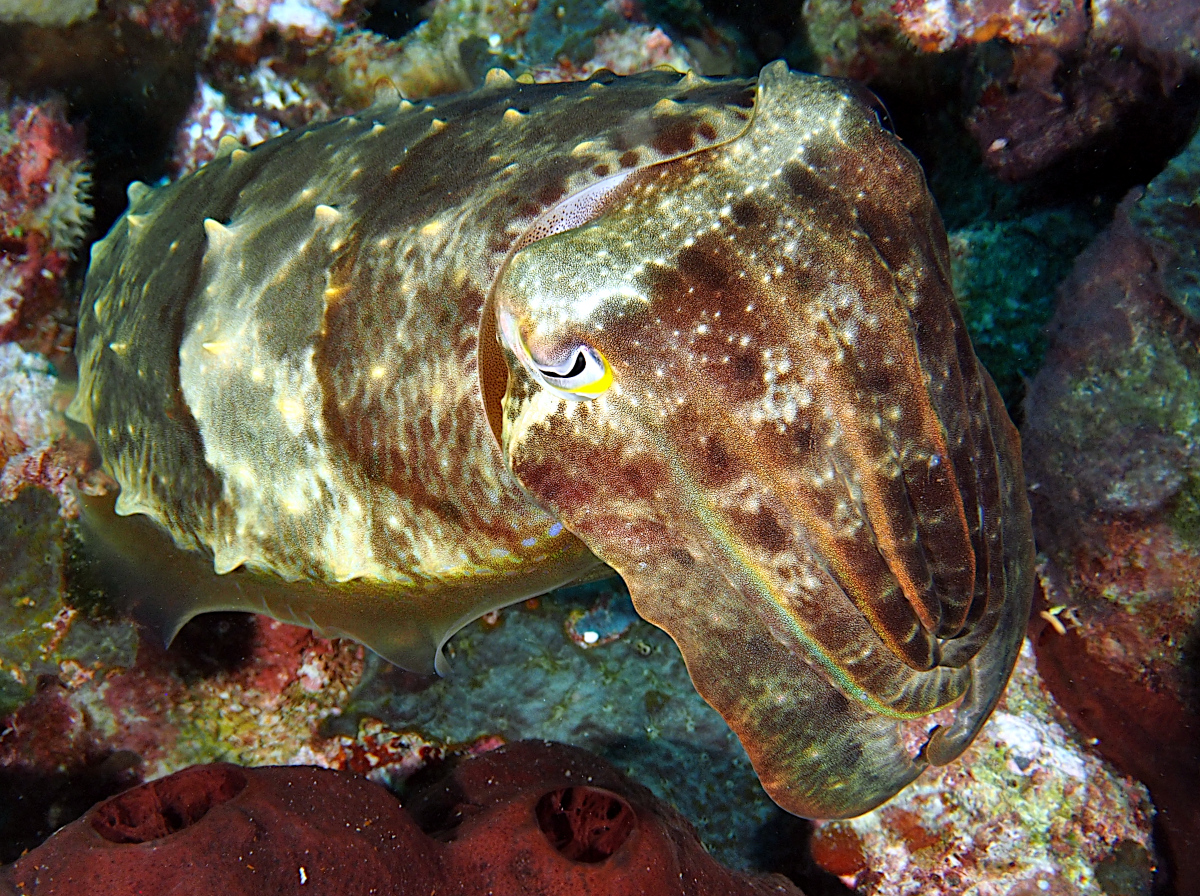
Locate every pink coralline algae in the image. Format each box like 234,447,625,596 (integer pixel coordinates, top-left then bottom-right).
208,0,353,51
0,96,102,517
865,0,1198,67
529,25,697,82
958,0,1200,181
0,343,82,512
168,0,709,172
0,98,94,513
105,0,206,43
0,611,366,785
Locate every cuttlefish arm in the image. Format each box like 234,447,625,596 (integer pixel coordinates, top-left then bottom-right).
492,62,1033,818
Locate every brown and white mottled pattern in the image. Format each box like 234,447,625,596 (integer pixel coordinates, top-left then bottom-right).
70,62,1032,819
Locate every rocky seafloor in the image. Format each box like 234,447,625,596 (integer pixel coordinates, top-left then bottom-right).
0,0,1197,893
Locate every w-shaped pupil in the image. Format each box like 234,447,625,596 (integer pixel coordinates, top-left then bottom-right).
541,351,586,379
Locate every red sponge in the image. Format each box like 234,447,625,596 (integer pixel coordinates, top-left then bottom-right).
1,741,802,896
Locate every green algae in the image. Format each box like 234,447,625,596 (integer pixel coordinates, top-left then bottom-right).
1066,310,1200,523
1096,840,1155,896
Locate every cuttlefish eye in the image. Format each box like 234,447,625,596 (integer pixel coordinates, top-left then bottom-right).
531,344,613,400
498,305,615,401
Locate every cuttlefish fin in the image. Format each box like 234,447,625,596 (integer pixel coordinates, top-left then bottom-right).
73,491,444,674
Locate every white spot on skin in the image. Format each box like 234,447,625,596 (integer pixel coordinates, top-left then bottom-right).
277,397,304,423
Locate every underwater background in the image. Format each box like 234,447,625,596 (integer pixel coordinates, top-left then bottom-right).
0,0,1195,893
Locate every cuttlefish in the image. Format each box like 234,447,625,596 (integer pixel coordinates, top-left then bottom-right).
68,61,1033,819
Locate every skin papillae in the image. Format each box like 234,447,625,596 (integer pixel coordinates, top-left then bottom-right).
69,61,1033,819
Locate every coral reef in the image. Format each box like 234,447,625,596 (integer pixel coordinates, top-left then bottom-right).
893,0,1087,55
335,583,777,865
176,0,705,170
208,0,352,49
0,343,88,511
4,577,1155,882
105,0,206,44
0,580,778,868
1022,138,1200,888
530,24,697,81
800,0,916,82
0,487,137,733
321,0,700,103
809,641,1156,894
1091,0,1200,71
0,606,360,859
0,0,1190,890
964,45,1175,183
0,103,99,516
171,81,287,174
0,344,59,470
1,744,803,895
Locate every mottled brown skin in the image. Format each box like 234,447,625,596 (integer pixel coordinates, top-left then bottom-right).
70,62,1032,819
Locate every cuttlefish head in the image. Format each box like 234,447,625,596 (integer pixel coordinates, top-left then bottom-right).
488,62,1033,819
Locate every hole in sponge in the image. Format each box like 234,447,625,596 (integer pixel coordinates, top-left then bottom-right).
91,764,247,844
535,785,636,862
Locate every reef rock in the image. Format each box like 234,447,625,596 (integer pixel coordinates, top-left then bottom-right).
1022,138,1200,889
0,741,802,895
803,0,1198,182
